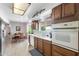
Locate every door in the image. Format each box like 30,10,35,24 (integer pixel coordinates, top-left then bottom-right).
62,3,75,17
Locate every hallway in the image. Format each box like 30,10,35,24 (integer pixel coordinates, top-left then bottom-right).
3,39,32,56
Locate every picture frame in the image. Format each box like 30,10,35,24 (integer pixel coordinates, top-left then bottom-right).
16,26,20,31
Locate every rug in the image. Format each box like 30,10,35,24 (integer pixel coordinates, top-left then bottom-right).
29,49,43,56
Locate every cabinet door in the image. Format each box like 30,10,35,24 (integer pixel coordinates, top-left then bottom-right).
54,5,62,20
34,37,38,49
51,9,54,23
52,44,62,56
77,53,79,56
32,22,36,29
43,40,52,56
32,20,39,30
62,3,75,17
52,51,62,56
52,44,77,56
37,38,43,53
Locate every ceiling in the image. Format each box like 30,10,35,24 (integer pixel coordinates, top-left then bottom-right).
26,3,61,18
0,3,61,23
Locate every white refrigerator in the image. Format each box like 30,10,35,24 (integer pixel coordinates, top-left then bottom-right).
0,20,1,55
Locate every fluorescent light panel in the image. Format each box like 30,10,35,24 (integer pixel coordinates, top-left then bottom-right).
13,3,30,15
14,8,24,15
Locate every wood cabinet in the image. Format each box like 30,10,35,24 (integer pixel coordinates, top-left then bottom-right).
54,4,62,20
51,4,62,23
34,37,78,56
43,40,52,56
31,20,39,30
62,3,75,18
37,38,43,53
51,3,79,23
51,9,55,24
52,44,77,56
34,37,38,49
77,53,79,56
32,21,36,29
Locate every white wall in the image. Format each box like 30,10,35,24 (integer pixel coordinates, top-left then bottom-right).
0,4,10,24
10,22,27,35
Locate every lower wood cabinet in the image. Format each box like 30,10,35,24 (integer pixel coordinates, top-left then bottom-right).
52,51,62,56
52,44,77,56
43,40,52,56
37,38,43,53
34,37,78,56
77,53,79,56
34,37,38,49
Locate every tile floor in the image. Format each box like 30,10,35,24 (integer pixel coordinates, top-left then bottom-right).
3,39,33,56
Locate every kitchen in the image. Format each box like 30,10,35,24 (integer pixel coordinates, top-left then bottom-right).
0,3,79,56
28,3,79,56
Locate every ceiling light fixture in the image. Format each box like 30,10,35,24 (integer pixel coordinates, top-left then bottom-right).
12,3,31,16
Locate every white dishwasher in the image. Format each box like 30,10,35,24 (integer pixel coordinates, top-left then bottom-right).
30,35,34,47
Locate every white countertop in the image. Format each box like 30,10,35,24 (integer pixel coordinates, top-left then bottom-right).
29,34,52,41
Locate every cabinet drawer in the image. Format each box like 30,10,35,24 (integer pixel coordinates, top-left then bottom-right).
52,45,77,56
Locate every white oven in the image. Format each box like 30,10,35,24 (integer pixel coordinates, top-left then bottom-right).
52,21,79,51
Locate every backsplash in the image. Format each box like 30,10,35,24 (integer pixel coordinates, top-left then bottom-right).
33,25,52,38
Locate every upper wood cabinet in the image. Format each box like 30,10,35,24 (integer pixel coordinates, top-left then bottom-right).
54,4,62,20
32,20,39,30
51,3,78,23
62,3,76,17
51,9,54,23
32,21,36,29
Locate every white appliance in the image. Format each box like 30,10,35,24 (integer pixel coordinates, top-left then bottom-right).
52,21,79,51
30,35,34,47
0,21,1,55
